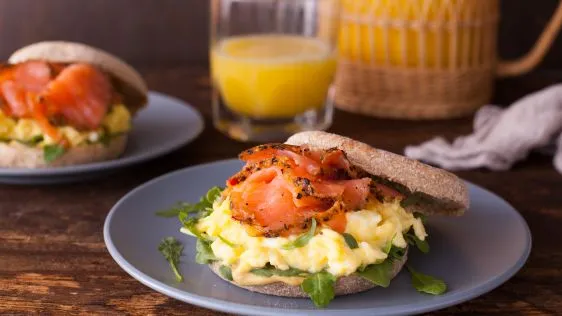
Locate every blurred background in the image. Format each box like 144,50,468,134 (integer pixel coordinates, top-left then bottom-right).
0,0,561,115
1,0,561,70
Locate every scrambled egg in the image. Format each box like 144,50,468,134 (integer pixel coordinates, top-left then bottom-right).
102,105,131,135
184,198,427,286
0,104,131,147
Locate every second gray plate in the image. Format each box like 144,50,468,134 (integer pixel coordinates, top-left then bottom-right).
0,91,204,184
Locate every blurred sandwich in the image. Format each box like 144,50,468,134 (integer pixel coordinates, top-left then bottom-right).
0,41,147,168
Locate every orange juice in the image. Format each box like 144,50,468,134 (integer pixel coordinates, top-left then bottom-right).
211,35,337,119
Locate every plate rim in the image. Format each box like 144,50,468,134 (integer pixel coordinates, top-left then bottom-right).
104,159,532,316
0,91,204,177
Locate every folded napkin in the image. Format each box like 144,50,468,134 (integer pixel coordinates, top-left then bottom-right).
404,84,562,174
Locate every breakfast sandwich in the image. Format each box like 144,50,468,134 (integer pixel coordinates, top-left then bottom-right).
176,131,469,307
0,41,147,168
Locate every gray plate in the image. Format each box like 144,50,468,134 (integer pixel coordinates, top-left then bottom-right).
0,92,204,184
104,159,532,316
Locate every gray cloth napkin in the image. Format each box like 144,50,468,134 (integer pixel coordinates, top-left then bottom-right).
404,84,562,174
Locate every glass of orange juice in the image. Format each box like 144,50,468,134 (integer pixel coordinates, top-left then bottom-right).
210,0,340,142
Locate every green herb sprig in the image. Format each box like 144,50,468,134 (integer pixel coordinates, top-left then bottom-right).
17,135,44,147
301,271,336,308
219,265,233,281
154,203,187,218
356,260,394,288
43,144,65,163
407,266,447,295
181,217,205,239
157,187,224,266
281,218,317,250
158,237,184,282
342,233,359,249
355,244,406,288
250,264,309,278
195,238,217,264
156,186,223,220
405,230,429,254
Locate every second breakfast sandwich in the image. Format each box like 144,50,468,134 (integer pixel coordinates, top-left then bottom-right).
0,41,147,168
178,131,469,307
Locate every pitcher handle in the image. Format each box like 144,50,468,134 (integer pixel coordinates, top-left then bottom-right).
497,1,562,77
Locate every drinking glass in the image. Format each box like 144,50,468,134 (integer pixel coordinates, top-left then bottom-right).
210,0,340,142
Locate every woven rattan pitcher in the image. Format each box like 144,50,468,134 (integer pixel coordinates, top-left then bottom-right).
327,0,562,119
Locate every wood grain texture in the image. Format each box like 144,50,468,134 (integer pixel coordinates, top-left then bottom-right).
0,65,561,315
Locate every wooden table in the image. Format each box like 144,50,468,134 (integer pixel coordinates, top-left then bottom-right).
1,65,561,315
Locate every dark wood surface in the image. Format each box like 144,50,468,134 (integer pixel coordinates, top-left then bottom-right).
0,65,561,315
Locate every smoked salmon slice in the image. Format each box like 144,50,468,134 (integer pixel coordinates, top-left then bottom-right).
43,63,111,130
0,61,113,143
227,144,383,237
1,81,27,117
0,61,52,117
13,61,52,92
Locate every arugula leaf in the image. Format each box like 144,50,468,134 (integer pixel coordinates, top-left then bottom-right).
405,231,429,254
194,186,223,218
301,271,336,308
281,218,317,250
205,186,223,206
219,265,233,281
29,135,44,145
218,235,237,248
17,135,44,147
407,266,447,295
388,245,407,261
99,129,113,147
250,264,309,277
155,205,183,218
43,144,66,163
157,201,199,218
342,233,359,249
356,244,407,287
181,217,205,239
178,207,195,223
355,260,394,288
383,235,396,254
196,208,213,219
158,187,224,268
383,235,409,260
178,186,224,221
173,186,225,236
158,186,223,221
195,238,217,264
414,237,429,254
158,237,184,282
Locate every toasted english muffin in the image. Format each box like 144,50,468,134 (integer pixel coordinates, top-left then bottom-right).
0,135,127,168
209,248,408,298
286,131,469,216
